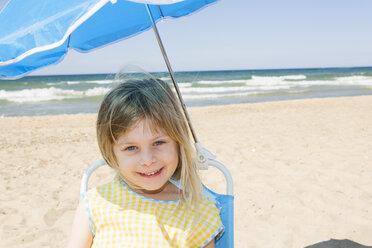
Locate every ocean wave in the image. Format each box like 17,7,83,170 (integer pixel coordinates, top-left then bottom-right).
85,87,110,96
0,87,109,103
182,91,260,100
182,89,313,100
177,74,371,94
46,79,113,86
46,81,82,86
251,75,307,81
179,85,291,94
291,76,372,87
249,75,307,86
86,80,113,84
193,80,249,85
159,77,171,81
246,75,372,87
282,75,307,80
177,82,192,87
334,76,372,86
179,86,256,94
66,81,82,85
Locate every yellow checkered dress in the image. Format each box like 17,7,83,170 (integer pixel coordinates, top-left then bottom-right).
82,178,224,248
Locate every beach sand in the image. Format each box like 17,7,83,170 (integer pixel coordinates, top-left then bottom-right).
1,95,372,247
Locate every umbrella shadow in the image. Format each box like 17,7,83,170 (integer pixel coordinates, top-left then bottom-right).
305,239,372,248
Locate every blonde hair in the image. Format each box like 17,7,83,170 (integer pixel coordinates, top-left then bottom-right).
96,78,202,207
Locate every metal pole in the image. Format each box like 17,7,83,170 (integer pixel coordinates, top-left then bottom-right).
145,4,199,143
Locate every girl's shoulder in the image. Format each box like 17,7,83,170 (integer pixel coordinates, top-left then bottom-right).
85,177,125,200
89,177,120,190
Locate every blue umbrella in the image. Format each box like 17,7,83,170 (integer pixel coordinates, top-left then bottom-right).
0,0,216,78
0,1,234,246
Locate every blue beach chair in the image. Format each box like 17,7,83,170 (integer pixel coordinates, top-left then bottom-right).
80,143,234,248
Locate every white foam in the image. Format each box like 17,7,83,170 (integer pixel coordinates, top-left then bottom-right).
334,76,372,86
66,80,112,85
85,87,110,96
0,87,108,103
179,86,256,94
248,75,372,88
251,75,307,81
293,76,372,87
178,84,293,94
281,75,307,80
46,82,60,86
182,91,260,100
0,87,79,103
47,80,113,86
250,76,304,86
194,80,248,85
66,81,81,85
189,75,371,91
177,82,192,88
86,80,113,84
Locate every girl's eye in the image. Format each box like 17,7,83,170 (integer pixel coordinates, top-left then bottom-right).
125,146,137,151
154,140,165,146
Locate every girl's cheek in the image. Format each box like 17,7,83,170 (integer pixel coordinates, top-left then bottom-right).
117,154,137,166
156,148,173,157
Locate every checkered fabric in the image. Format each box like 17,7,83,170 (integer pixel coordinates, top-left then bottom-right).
82,178,224,248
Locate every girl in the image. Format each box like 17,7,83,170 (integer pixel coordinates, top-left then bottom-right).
68,78,224,248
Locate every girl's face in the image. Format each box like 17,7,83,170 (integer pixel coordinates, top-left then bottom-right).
113,119,179,194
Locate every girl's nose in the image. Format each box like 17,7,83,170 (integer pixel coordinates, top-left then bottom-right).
140,148,155,166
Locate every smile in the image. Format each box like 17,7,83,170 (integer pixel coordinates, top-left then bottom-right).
138,168,163,177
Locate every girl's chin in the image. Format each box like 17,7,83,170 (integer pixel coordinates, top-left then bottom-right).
137,181,170,195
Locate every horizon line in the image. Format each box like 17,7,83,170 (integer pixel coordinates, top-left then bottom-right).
25,65,372,77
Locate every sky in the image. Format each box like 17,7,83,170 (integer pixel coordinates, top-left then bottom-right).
4,0,372,75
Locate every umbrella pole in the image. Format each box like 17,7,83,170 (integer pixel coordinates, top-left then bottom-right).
145,4,199,143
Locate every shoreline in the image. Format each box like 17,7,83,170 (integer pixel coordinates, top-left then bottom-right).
1,94,372,119
1,95,372,247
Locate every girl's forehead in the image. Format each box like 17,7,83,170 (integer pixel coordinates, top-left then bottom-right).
119,118,168,139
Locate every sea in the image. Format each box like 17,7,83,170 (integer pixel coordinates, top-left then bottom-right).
1,67,372,117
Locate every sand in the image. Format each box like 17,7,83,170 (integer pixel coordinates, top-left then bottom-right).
1,95,372,247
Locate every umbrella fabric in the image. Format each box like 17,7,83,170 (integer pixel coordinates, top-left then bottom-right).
0,0,217,78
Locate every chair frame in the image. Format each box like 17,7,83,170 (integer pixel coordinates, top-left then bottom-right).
80,159,234,196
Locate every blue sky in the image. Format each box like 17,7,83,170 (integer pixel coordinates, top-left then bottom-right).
30,0,372,75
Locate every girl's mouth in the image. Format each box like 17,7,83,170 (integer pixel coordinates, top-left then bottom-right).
138,168,163,177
